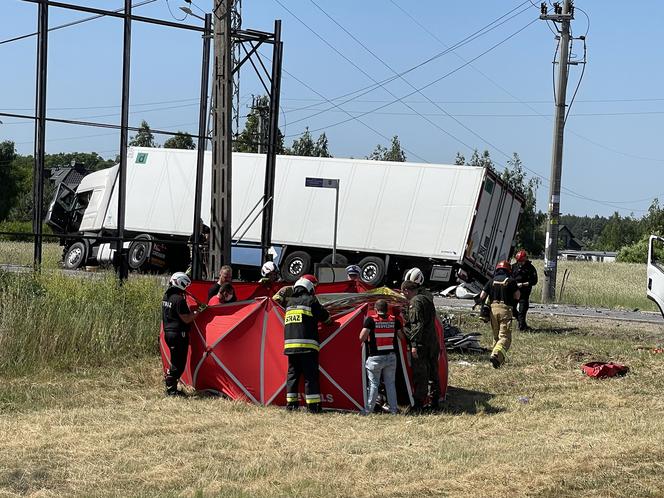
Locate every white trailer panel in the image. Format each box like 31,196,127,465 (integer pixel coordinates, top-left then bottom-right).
86,148,519,267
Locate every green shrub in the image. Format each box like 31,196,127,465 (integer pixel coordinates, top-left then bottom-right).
0,221,52,241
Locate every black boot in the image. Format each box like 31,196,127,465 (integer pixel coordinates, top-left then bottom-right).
307,402,322,414
286,402,299,411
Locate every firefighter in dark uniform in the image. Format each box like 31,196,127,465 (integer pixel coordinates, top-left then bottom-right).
401,276,441,411
284,276,332,412
478,260,520,368
162,272,199,396
512,249,538,331
273,274,318,307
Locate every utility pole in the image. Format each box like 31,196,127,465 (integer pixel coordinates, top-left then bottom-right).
210,0,234,276
540,0,574,303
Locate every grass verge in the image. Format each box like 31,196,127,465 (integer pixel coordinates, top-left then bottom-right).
1,313,663,497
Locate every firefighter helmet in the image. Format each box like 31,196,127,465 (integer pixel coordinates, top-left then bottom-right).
301,274,318,286
294,277,315,294
169,271,192,290
404,267,425,286
496,260,512,272
515,250,527,262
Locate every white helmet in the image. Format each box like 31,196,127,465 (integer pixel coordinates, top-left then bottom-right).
404,267,424,286
261,261,278,277
169,271,192,290
294,277,315,294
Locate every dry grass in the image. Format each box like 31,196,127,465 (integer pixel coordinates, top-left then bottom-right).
2,313,664,497
0,241,61,269
530,259,655,312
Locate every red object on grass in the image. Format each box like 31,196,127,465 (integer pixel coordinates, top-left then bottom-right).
581,361,629,378
160,282,448,411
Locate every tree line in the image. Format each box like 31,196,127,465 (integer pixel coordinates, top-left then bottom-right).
3,96,660,262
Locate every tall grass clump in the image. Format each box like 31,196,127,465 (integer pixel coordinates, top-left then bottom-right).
530,259,655,311
0,271,164,374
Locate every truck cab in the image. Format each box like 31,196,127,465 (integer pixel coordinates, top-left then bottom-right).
647,235,664,317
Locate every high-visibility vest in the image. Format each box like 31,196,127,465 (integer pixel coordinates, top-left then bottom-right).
368,312,397,355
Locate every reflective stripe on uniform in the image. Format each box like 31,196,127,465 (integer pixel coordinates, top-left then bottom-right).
285,305,313,313
493,343,507,356
286,392,299,402
284,308,313,324
284,338,320,351
305,394,321,404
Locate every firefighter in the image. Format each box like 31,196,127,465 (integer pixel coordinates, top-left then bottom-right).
273,274,318,307
161,272,199,396
207,265,234,301
284,276,332,412
478,260,520,368
401,276,441,411
259,261,280,285
512,249,538,331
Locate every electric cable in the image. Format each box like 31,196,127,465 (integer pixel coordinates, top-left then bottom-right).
280,1,534,125
0,0,157,45
165,0,187,21
393,0,654,212
307,0,530,160
282,18,538,139
564,37,586,125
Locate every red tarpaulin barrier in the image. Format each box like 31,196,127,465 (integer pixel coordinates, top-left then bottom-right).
161,283,448,411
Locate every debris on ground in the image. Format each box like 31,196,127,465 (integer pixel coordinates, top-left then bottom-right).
581,361,629,378
442,315,488,353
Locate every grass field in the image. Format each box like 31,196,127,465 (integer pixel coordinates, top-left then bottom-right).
0,241,61,270
1,313,663,497
530,259,655,311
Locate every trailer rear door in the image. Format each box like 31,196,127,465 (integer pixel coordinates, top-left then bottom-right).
464,171,523,277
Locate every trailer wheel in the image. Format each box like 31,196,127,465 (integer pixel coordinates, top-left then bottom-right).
358,256,385,286
320,253,348,266
63,241,88,270
282,251,311,282
128,235,153,271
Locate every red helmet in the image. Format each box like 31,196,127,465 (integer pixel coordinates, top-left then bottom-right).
515,250,527,262
496,260,512,272
301,274,318,286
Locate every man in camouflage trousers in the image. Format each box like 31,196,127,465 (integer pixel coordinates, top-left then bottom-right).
401,280,441,411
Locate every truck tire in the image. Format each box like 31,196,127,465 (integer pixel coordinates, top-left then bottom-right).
63,241,88,270
358,256,386,286
320,253,348,266
128,235,153,271
282,251,311,282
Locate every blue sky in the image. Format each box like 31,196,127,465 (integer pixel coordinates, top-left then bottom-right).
1,0,662,217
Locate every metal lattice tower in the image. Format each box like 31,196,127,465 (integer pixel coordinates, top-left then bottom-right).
231,0,242,137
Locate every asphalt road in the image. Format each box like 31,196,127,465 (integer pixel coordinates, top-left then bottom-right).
434,296,664,325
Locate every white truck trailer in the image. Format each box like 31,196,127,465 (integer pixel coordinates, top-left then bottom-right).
46,146,524,286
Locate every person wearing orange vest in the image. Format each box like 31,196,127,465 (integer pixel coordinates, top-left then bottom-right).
359,299,405,414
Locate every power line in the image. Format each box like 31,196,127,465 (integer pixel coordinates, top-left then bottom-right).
278,96,664,105
0,0,157,45
281,1,534,126
279,68,429,162
307,0,537,159
392,0,654,212
283,18,538,139
280,108,664,118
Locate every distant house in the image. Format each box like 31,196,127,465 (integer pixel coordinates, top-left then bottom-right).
558,225,583,250
559,250,617,263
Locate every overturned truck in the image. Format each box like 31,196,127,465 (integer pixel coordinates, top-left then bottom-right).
46,147,523,287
